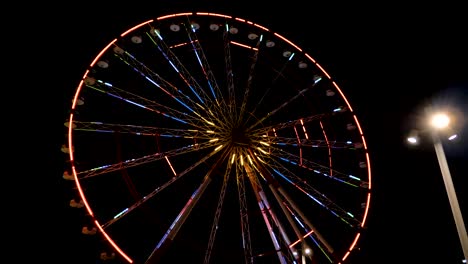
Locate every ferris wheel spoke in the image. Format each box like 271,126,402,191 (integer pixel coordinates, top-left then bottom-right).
203,159,233,264
246,54,295,126
249,163,309,263
267,146,367,188
181,17,225,105
100,146,226,231
242,162,290,264
283,203,335,263
260,154,363,228
83,77,204,128
177,21,234,127
70,120,218,140
247,75,323,130
223,23,237,120
145,24,232,128
267,137,358,149
247,159,338,261
238,34,263,123
77,140,223,179
112,45,222,127
145,151,229,264
252,113,330,136
235,157,253,264
248,152,336,258
146,25,217,108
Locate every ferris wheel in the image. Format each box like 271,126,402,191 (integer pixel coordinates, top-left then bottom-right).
62,11,372,264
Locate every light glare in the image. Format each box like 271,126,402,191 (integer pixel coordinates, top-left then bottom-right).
430,113,450,129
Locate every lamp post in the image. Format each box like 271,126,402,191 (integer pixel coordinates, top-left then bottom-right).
429,113,468,262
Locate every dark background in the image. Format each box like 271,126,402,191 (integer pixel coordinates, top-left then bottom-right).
24,1,467,263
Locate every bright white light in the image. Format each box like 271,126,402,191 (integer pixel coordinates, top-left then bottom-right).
448,134,458,141
407,136,418,144
430,113,450,129
304,248,311,255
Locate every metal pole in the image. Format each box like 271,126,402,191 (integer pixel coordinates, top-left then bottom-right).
432,132,468,262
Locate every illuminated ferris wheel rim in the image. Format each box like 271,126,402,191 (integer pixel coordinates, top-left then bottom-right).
65,11,372,264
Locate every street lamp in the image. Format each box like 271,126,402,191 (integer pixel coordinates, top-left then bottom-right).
430,112,468,262
408,111,468,262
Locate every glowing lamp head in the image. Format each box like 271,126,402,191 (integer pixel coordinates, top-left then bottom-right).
407,129,420,145
407,136,418,144
430,113,450,130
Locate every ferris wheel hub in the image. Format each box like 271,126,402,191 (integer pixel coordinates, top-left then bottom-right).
230,126,250,146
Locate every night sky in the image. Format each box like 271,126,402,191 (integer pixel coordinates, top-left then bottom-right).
32,1,467,263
